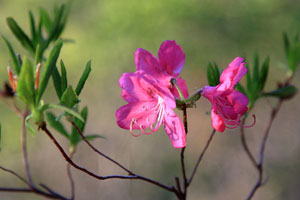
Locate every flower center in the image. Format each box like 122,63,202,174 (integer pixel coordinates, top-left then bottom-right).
130,96,165,137
213,96,255,129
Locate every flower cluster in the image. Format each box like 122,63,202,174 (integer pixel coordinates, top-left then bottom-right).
116,41,188,148
116,41,253,148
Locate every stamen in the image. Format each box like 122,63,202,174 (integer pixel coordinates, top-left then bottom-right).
130,118,143,137
240,115,256,128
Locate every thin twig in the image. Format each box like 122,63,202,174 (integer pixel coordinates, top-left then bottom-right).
66,151,75,200
41,122,176,193
180,107,188,199
187,129,216,186
21,111,34,187
71,121,132,175
246,100,283,200
0,166,29,186
240,118,258,168
0,166,69,199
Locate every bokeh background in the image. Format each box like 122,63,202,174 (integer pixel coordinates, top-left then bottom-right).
0,0,299,199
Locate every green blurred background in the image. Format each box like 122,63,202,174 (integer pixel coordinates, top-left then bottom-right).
0,0,299,199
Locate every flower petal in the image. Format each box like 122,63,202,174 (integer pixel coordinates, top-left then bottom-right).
227,90,248,114
135,48,164,78
158,40,185,77
116,101,157,130
211,106,226,132
219,57,247,90
163,108,186,148
170,77,189,100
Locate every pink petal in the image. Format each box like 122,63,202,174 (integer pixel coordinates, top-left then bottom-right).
219,57,247,91
119,73,153,102
227,90,248,115
211,106,226,132
116,101,157,130
158,40,185,77
170,77,189,100
201,86,218,103
135,48,164,78
163,108,186,148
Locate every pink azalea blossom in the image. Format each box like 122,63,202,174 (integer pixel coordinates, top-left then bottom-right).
116,73,186,148
202,57,255,132
135,40,186,88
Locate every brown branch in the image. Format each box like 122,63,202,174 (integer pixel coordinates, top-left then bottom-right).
187,129,216,186
66,151,75,200
21,111,34,187
71,121,132,175
179,107,188,199
246,100,283,200
0,165,69,199
0,166,29,186
240,118,258,168
41,122,176,193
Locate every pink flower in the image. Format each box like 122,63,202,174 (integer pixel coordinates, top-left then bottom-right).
135,40,186,88
202,57,254,132
116,73,186,148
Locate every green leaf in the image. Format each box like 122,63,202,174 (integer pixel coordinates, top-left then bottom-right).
258,56,270,91
85,134,106,141
40,104,84,122
2,36,21,74
34,44,42,65
235,83,247,96
36,40,63,104
263,85,297,99
25,115,36,136
283,32,290,58
6,17,35,54
29,11,36,45
75,60,91,96
40,8,52,33
60,86,79,108
52,67,62,99
17,57,35,106
253,52,259,82
60,60,68,93
76,106,88,132
206,62,219,86
46,112,69,138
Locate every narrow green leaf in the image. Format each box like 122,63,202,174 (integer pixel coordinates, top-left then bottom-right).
6,17,35,53
25,115,36,136
77,106,88,132
46,112,69,138
85,134,106,141
17,57,35,106
52,67,62,99
235,83,247,96
75,60,91,96
36,40,63,104
39,8,52,33
245,64,252,93
253,52,259,82
60,86,78,108
213,62,220,81
283,32,290,58
2,36,21,74
262,85,297,99
258,57,270,91
206,62,219,86
40,104,84,122
29,11,36,45
34,44,42,66
60,60,68,93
